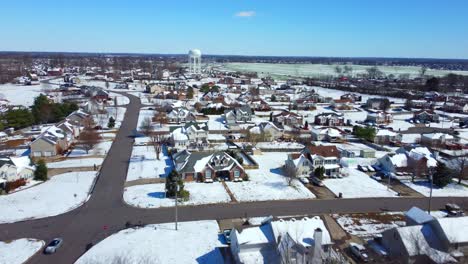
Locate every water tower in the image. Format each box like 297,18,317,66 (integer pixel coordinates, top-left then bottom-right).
188,49,202,74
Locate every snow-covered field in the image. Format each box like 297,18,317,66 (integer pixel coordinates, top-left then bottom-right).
323,168,398,198
108,92,130,105
0,171,97,223
0,238,45,264
225,152,315,202
126,145,172,181
137,109,156,129
0,83,52,106
221,63,468,79
401,180,468,197
47,158,104,169
124,182,231,208
75,220,224,264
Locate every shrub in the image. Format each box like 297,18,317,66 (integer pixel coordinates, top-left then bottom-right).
178,189,190,202
5,178,27,193
34,159,48,181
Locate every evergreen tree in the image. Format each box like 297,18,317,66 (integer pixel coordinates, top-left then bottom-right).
433,163,452,188
107,117,116,128
165,170,187,198
34,159,48,181
187,86,194,99
314,166,325,180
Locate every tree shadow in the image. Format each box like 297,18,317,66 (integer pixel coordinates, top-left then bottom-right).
196,248,224,264
147,192,166,199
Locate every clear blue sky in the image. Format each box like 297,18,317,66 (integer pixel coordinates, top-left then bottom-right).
1,0,468,59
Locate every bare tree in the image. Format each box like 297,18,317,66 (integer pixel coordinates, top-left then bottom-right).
149,134,163,160
139,116,153,136
284,163,298,186
419,66,428,78
453,153,468,184
78,129,101,154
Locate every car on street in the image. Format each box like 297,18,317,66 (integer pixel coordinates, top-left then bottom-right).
350,242,369,262
44,238,63,254
371,174,382,182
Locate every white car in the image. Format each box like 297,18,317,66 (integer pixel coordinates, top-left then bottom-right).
44,238,63,254
350,242,369,262
299,177,309,184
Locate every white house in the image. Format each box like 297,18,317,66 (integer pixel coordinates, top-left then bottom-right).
310,127,344,142
0,156,35,183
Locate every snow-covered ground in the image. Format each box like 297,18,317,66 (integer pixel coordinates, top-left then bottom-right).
124,182,231,208
207,115,228,130
225,152,315,202
75,220,224,264
401,180,468,197
47,158,104,169
0,171,97,223
323,168,398,198
221,62,468,79
137,109,156,129
126,145,172,181
0,82,55,106
93,106,126,129
108,92,130,105
68,141,113,157
0,238,45,264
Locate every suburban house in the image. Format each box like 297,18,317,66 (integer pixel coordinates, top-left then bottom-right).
29,125,72,157
0,156,35,186
378,147,437,175
407,99,432,109
382,207,467,264
66,110,90,127
285,153,314,177
230,217,333,264
273,111,303,128
413,110,440,123
314,113,345,126
373,129,402,145
310,127,344,142
248,122,283,141
340,93,362,102
299,145,341,177
167,107,197,124
247,98,271,111
421,133,455,147
224,105,253,125
172,150,246,182
366,98,390,110
170,122,209,150
366,111,393,124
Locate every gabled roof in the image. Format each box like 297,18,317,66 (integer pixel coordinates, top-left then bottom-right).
305,145,339,158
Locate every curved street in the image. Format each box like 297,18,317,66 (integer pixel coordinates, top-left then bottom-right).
0,93,467,264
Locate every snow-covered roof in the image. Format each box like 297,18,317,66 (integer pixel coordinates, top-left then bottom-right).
408,147,437,167
235,225,275,246
421,133,454,140
376,129,399,137
193,154,213,173
390,153,408,167
405,207,435,225
436,216,468,244
171,128,189,141
271,216,332,247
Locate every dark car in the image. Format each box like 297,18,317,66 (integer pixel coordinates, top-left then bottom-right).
223,229,232,244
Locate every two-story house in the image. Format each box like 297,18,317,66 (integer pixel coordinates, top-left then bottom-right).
224,105,253,125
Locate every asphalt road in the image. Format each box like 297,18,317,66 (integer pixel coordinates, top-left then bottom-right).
0,92,467,264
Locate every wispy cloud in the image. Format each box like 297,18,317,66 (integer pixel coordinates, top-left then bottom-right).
235,11,256,17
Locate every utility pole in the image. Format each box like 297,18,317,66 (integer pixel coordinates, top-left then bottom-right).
175,185,179,231
428,168,434,215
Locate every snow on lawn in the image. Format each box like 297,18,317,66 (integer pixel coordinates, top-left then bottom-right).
68,141,113,157
137,109,156,129
332,212,405,239
0,171,97,223
108,92,130,105
208,115,228,130
0,83,54,106
47,158,104,169
323,168,398,198
126,145,172,181
94,107,126,129
75,220,224,264
401,180,468,197
124,182,231,208
225,152,315,202
0,238,45,264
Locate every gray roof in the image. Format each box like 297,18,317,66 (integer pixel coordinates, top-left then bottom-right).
405,207,435,225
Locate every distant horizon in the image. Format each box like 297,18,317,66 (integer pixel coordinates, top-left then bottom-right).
1,50,468,62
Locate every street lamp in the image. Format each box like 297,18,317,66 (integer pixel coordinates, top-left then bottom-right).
428,168,434,215
175,185,180,231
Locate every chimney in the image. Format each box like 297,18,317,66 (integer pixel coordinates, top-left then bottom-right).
312,228,323,264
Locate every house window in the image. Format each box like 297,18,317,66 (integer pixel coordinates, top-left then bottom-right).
205,170,212,179
234,170,240,178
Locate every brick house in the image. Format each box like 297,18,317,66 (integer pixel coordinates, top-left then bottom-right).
173,150,246,182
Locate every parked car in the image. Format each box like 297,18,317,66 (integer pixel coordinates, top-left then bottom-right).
223,229,232,244
349,242,369,262
311,177,324,186
204,178,214,183
371,174,382,182
367,166,375,172
358,165,368,172
44,238,63,254
299,177,309,184
445,203,464,217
